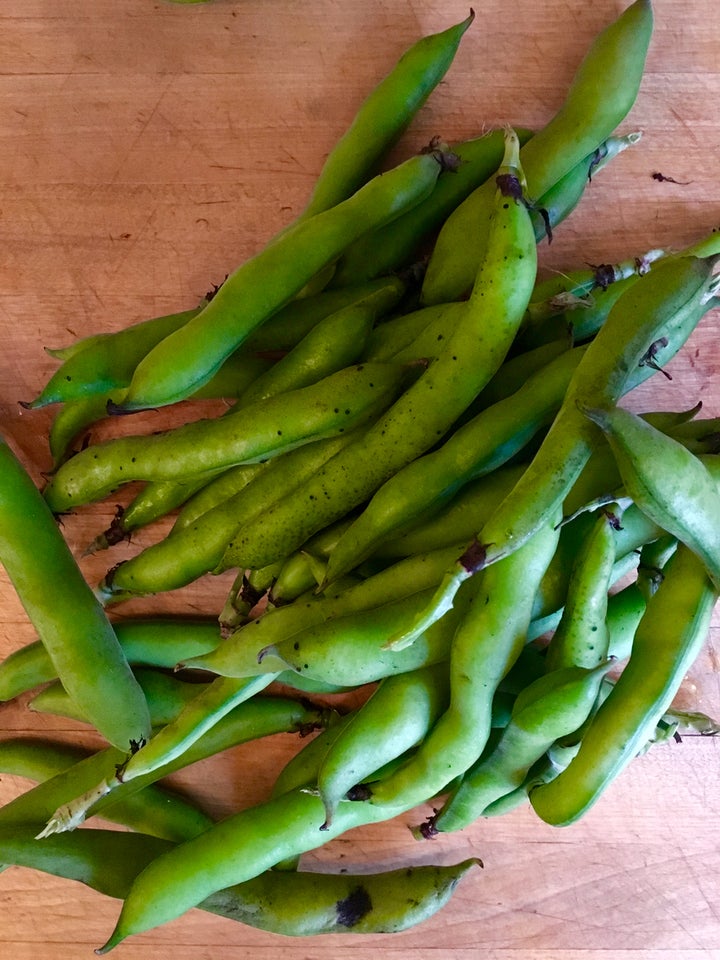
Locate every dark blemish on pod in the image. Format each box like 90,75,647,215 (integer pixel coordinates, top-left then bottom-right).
335,886,372,928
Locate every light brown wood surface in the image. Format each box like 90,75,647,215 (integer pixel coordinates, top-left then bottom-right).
1,0,719,957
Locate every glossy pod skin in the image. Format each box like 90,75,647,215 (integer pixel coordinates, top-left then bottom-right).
367,514,561,812
97,429,363,603
92,786,426,951
180,544,477,678
581,404,720,589
115,151,448,411
323,343,586,583
43,361,411,512
218,131,538,573
316,664,451,828
45,353,274,469
23,305,203,408
393,255,719,649
329,126,534,287
530,543,719,826
429,660,614,834
544,506,619,672
0,738,214,843
0,437,151,751
0,616,222,702
421,0,654,303
0,822,481,937
1,695,327,839
296,11,475,222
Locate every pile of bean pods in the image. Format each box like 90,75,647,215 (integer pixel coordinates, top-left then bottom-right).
1,0,719,950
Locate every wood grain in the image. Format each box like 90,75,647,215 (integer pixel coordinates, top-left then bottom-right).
1,0,719,956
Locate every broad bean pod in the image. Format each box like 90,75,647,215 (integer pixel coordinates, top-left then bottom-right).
323,344,586,583
0,437,151,751
44,360,411,512
581,404,720,588
0,616,222,702
115,151,450,411
392,255,719,649
317,664,451,828
0,821,481,937
97,429,363,603
421,0,654,303
38,674,277,836
544,506,620,671
0,738,213,842
0,696,326,835
218,130,538,573
296,12,475,221
180,543,476,678
530,543,719,825
428,660,614,834
329,126,534,286
367,514,561,811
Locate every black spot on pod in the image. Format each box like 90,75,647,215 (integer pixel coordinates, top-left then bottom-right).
335,885,372,928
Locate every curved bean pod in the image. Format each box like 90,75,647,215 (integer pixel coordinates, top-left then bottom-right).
97,429,363,603
329,126,534,286
392,255,719,649
421,0,654,303
44,360,411,512
0,696,326,835
581,404,720,588
0,822,481,937
117,151,448,411
369,514,561,810
297,12,475,221
0,616,221,702
317,664,451,828
0,738,213,842
0,437,151,751
544,506,620,671
218,130,538,572
530,543,718,825
429,660,614,833
324,344,586,583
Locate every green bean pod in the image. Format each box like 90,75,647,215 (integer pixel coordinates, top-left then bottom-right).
236,285,402,406
329,126,534,286
581,404,720,588
23,306,204,408
47,354,274,470
0,616,221,702
44,360,412,512
368,513,561,811
530,543,719,825
421,0,654,303
0,437,151,751
218,130,538,573
0,738,213,842
180,544,474,678
0,696,326,837
429,659,614,833
392,255,719,649
544,506,620,672
324,344,586,583
116,151,449,411
529,133,641,242
92,786,429,951
297,12,475,221
317,665,451,827
0,821,480,937
360,301,464,362
97,429,364,603
29,668,211,729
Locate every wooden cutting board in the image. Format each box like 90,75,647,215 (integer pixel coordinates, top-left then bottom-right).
1,0,719,956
